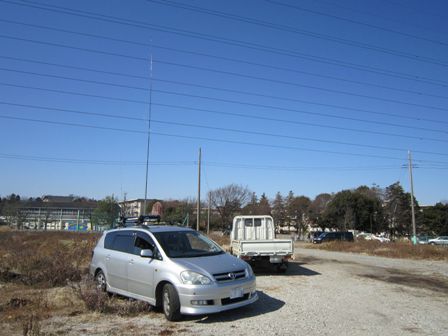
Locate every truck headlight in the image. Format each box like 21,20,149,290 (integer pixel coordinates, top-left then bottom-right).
180,271,212,285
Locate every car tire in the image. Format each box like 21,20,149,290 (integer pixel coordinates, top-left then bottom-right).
429,242,436,246
95,270,107,292
162,283,181,321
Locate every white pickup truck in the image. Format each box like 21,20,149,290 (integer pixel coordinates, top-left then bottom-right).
230,215,294,272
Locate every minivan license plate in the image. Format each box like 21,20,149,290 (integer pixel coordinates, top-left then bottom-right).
230,288,244,299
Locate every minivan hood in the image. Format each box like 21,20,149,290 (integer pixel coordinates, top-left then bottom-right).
172,253,247,276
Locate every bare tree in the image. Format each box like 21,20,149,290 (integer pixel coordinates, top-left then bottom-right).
210,184,251,229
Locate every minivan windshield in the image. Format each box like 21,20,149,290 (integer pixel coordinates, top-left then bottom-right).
153,231,224,258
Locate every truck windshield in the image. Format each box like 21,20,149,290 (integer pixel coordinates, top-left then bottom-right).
153,231,224,258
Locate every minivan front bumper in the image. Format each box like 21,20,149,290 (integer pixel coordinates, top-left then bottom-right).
177,276,257,315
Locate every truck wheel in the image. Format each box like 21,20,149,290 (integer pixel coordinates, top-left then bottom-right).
162,284,181,321
276,263,287,274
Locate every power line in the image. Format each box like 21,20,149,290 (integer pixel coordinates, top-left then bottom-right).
0,153,195,166
2,79,447,143
3,0,448,87
3,17,448,91
3,100,448,156
0,55,148,80
3,113,448,163
3,53,448,126
308,0,445,38
152,78,448,126
0,82,148,105
2,80,448,143
0,67,148,92
154,59,448,113
2,64,448,132
144,0,448,67
0,34,147,62
3,42,448,114
1,152,446,171
264,0,448,47
153,90,448,143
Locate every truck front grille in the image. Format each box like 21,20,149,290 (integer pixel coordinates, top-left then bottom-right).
213,269,246,282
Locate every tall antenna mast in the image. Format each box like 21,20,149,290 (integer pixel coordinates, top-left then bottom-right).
143,54,153,215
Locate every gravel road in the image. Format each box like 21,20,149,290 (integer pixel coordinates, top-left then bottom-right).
37,246,448,336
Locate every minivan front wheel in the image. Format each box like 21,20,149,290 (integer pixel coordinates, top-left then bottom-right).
162,283,181,321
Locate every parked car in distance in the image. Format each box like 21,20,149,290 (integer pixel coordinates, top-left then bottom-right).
417,235,430,245
309,231,324,242
90,225,258,321
428,236,448,246
313,231,354,244
356,233,390,243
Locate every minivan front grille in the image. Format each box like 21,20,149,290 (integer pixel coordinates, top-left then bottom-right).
221,293,250,305
213,269,246,282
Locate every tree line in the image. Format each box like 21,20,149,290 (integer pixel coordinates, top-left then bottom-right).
1,182,447,236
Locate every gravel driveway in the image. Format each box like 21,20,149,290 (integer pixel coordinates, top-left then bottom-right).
35,246,448,336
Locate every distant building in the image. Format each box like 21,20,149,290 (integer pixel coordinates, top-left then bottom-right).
18,196,98,231
118,199,146,217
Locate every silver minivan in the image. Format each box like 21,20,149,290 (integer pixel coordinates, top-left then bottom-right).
90,225,258,321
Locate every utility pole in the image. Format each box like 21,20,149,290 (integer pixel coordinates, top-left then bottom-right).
196,147,201,231
207,191,211,235
143,55,153,215
408,150,417,245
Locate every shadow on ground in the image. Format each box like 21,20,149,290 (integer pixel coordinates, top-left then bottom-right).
252,261,321,277
187,291,284,323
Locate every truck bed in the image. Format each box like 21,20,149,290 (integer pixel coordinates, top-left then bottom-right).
231,239,294,256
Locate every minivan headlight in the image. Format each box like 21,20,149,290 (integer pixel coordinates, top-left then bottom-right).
245,265,254,277
180,271,212,285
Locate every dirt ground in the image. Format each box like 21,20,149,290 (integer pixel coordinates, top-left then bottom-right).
1,243,447,336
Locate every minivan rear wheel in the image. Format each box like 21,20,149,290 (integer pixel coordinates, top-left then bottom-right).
162,283,181,321
95,270,107,292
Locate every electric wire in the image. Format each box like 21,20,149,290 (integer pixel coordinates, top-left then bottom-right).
144,0,448,67
2,53,448,126
3,113,448,163
264,0,448,47
2,81,448,143
2,65,448,133
3,0,448,87
154,59,448,113
3,17,448,92
2,100,448,156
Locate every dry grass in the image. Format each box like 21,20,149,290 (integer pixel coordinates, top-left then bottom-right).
0,231,99,287
308,240,448,261
208,232,230,247
70,277,151,316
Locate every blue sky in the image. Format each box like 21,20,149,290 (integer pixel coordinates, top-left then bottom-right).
1,0,448,205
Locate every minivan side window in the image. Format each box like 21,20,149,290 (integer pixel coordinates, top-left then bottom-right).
133,232,154,254
111,233,134,253
104,232,117,250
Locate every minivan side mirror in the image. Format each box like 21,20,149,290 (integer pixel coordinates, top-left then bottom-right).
140,249,153,258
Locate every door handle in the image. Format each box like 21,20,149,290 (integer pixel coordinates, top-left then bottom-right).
106,254,111,261
129,259,134,265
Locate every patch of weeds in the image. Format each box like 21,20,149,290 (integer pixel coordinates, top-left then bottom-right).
22,314,41,336
71,277,151,316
